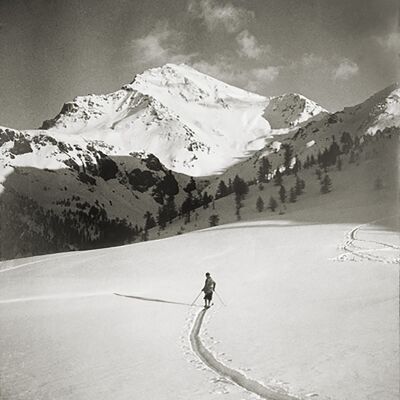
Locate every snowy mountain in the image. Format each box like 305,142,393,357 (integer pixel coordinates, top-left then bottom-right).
40,63,271,176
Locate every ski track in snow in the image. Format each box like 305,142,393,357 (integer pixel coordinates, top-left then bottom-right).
0,292,111,305
334,216,399,264
189,308,300,400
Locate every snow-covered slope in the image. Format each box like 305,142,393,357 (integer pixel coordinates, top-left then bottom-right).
0,173,398,400
263,93,327,129
41,64,271,176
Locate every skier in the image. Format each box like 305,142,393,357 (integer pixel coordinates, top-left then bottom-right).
202,272,216,308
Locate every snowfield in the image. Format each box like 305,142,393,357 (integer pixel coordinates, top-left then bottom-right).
0,210,398,400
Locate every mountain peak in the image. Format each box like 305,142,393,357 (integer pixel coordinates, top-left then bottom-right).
126,62,266,105
263,92,327,129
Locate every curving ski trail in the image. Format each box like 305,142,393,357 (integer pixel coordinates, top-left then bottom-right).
189,308,299,400
335,216,399,264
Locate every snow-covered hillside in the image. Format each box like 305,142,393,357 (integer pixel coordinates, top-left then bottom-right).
0,174,398,400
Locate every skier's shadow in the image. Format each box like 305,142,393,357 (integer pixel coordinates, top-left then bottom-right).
114,293,199,307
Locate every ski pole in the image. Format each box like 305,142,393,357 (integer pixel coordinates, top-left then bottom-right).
191,291,202,306
214,290,226,306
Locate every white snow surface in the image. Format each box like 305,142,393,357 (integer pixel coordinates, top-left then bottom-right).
0,211,398,399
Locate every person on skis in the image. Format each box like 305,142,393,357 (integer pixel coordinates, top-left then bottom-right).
202,272,216,308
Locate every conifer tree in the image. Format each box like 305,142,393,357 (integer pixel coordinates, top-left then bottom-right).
235,194,242,220
181,194,194,223
209,214,220,227
232,175,249,199
282,144,294,174
256,196,264,212
295,176,305,195
215,180,228,199
274,169,282,186
289,187,297,203
279,185,287,203
268,196,278,212
329,137,340,164
340,131,353,153
184,177,196,193
257,157,271,183
320,174,332,194
233,176,245,220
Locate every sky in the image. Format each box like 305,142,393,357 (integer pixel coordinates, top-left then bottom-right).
0,0,399,129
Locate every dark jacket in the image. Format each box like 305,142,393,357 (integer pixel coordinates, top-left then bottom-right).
202,276,216,294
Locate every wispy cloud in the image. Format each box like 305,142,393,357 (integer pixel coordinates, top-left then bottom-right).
252,67,280,82
290,53,360,82
333,59,359,80
188,0,254,34
375,31,400,53
299,53,325,67
191,59,279,93
236,30,270,59
246,67,280,91
190,59,242,84
131,22,195,68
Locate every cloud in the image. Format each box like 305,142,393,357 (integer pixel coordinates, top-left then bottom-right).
375,31,400,52
236,30,270,59
131,22,195,68
299,53,325,67
293,53,359,81
246,67,280,91
190,59,279,93
333,59,359,80
252,67,280,82
188,0,254,33
190,59,240,83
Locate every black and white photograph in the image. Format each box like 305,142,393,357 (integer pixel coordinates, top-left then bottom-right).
0,1,399,399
